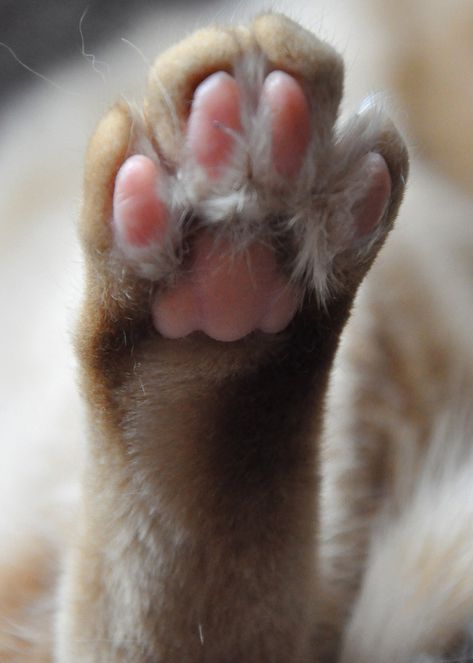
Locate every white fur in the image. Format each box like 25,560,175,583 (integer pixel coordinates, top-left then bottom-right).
118,52,393,305
340,400,473,663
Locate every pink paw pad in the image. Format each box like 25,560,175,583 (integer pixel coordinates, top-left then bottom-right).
353,152,391,237
186,71,242,178
111,69,392,342
113,155,167,248
152,232,299,342
261,70,311,176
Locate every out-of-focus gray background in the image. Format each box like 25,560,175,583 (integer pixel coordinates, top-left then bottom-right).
0,0,192,97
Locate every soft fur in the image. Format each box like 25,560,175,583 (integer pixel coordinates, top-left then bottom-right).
58,15,405,661
1,3,473,663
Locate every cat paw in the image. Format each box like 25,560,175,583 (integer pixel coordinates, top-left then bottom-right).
113,69,312,341
78,14,407,360
68,19,408,661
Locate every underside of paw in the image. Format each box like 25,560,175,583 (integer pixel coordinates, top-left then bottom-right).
65,14,410,663
113,70,312,341
111,52,398,343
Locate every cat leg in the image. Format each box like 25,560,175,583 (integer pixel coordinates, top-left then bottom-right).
55,14,407,662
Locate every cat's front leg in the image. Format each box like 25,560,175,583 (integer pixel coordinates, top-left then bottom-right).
55,14,407,662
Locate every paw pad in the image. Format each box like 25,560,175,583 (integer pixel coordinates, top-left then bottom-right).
109,36,402,342
113,69,318,341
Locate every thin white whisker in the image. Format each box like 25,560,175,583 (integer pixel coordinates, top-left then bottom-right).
0,41,80,96
120,37,152,69
120,95,139,154
213,121,243,145
121,37,180,143
79,7,110,84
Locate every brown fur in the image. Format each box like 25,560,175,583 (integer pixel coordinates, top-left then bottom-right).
0,546,56,662
52,14,407,662
0,11,419,662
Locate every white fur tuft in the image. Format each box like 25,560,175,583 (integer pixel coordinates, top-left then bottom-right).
120,52,393,304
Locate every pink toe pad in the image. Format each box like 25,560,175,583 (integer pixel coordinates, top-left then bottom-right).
262,71,311,177
187,72,242,178
353,153,391,237
113,155,168,247
152,232,299,342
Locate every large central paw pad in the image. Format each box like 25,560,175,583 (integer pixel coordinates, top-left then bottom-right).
112,65,392,342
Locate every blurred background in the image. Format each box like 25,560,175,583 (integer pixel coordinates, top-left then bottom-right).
1,0,156,98
0,0,472,570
